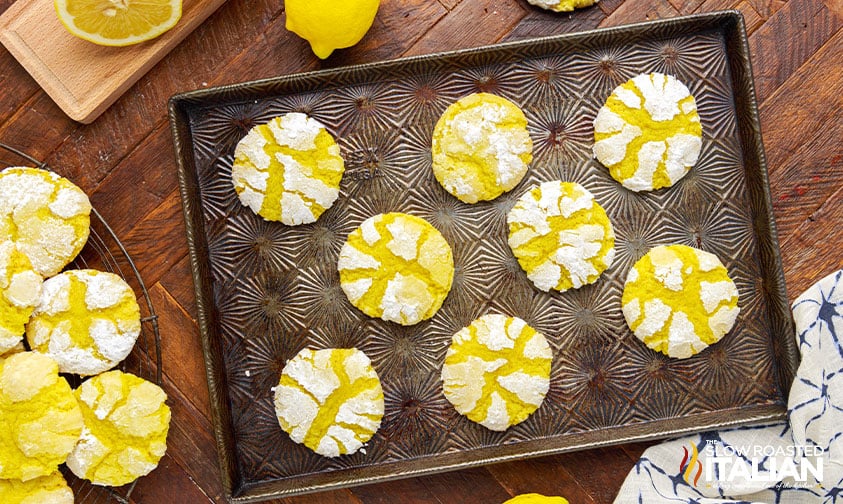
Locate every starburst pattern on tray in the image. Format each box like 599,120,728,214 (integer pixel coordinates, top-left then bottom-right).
282,205,356,268
358,320,446,379
191,102,269,160
295,266,361,327
231,269,307,336
381,372,458,459
622,338,695,421
567,44,644,98
197,154,237,221
339,126,407,196
405,183,485,244
692,75,738,139
525,96,594,173
638,35,724,81
509,55,578,104
488,289,566,344
568,393,634,432
659,198,753,254
611,207,667,274
656,137,747,207
552,280,624,345
308,318,369,351
579,160,663,215
321,83,401,135
449,61,521,99
212,212,297,278
392,71,462,124
268,91,336,127
557,341,635,414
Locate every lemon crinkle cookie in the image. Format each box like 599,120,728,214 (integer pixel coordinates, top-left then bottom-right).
508,181,615,292
622,245,740,359
338,212,454,325
593,73,702,191
67,370,170,486
0,167,91,277
274,348,384,457
527,0,596,12
0,352,83,482
441,314,552,431
0,471,74,504
432,93,533,203
232,112,345,225
26,269,141,376
503,494,570,504
0,241,43,354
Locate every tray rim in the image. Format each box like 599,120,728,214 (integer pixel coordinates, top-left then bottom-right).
168,9,799,502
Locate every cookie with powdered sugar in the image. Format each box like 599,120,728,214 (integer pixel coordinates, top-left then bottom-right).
432,93,533,203
26,269,141,376
0,167,91,277
593,73,702,192
232,112,345,225
0,241,43,354
527,0,596,12
622,245,740,359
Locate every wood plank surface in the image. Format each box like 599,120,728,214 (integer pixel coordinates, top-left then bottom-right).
0,0,840,502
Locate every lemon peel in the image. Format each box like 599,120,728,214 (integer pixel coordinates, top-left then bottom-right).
338,212,454,326
274,348,384,457
508,181,615,292
622,245,740,358
285,0,380,59
232,113,345,226
441,314,552,431
0,352,83,482
0,471,74,504
0,167,91,278
593,72,702,191
67,370,171,486
26,269,141,376
432,93,533,203
54,0,183,47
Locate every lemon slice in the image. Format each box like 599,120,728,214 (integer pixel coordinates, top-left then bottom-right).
55,0,183,47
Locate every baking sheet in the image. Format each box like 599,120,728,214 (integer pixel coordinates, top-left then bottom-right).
169,11,798,502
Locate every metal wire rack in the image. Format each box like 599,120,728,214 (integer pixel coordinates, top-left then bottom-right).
0,142,163,504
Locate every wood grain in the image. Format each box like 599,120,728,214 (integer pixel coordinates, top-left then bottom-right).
0,0,227,123
0,0,839,502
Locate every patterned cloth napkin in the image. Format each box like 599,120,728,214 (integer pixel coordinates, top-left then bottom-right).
614,269,843,503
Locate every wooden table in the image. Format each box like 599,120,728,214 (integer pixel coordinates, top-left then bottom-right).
0,0,840,502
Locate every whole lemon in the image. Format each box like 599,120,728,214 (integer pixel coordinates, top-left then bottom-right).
286,0,380,59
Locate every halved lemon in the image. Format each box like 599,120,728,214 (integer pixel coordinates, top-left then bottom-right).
55,0,183,47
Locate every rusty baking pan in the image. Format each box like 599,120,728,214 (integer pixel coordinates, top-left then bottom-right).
169,10,798,502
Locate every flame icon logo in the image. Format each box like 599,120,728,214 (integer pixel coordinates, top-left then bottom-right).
679,444,703,486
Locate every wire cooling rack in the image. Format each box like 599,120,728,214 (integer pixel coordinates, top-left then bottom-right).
0,142,163,504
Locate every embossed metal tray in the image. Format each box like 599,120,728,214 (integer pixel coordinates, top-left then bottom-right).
169,11,798,502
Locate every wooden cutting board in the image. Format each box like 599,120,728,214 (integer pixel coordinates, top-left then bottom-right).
0,0,227,124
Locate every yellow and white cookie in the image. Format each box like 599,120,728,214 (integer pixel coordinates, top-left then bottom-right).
507,181,615,292
0,471,74,504
527,0,596,12
0,241,43,354
274,348,384,457
338,212,454,326
0,352,83,481
232,112,345,225
593,73,702,191
26,269,141,376
67,370,171,486
441,314,552,431
432,93,533,203
0,167,91,277
503,494,570,504
622,245,740,359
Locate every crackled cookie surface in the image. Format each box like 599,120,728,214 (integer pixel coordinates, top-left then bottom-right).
622,245,740,359
0,471,74,504
508,181,615,292
0,352,83,481
0,241,43,354
432,93,533,203
593,73,702,191
232,112,345,225
441,314,552,431
26,269,141,376
67,370,170,486
0,167,91,277
274,348,384,457
338,212,454,326
527,0,596,11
